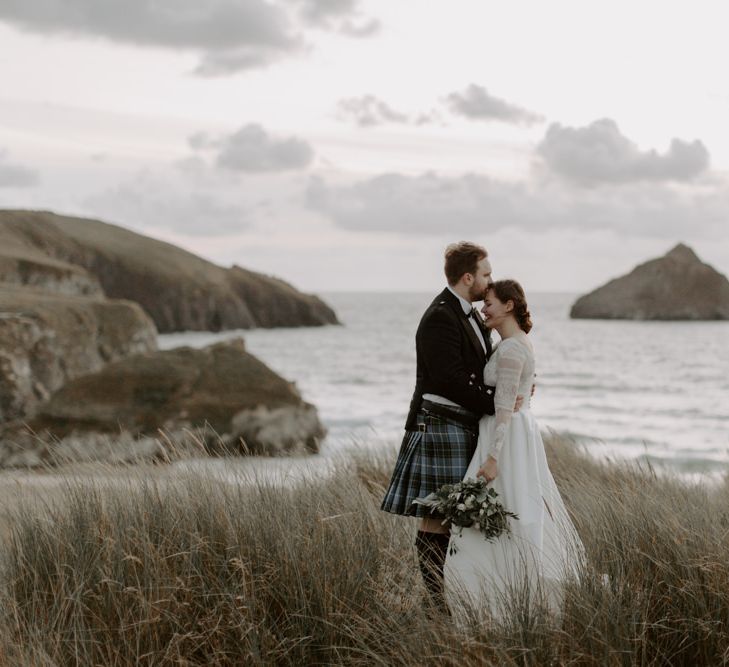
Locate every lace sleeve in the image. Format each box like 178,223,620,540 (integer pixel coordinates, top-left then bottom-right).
485,341,526,462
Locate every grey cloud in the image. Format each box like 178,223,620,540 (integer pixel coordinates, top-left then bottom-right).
298,0,358,23
447,84,544,125
188,132,214,151
307,172,539,233
339,18,381,37
84,175,249,237
295,0,380,36
193,46,292,76
0,0,377,75
337,95,410,127
336,95,440,127
0,150,39,187
0,0,295,50
215,124,314,172
538,119,710,186
306,171,727,239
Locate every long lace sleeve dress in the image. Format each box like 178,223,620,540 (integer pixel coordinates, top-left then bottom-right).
443,337,585,618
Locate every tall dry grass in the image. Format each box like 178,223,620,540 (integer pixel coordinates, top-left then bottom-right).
0,435,728,666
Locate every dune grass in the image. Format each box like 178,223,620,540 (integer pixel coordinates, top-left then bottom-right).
0,436,728,666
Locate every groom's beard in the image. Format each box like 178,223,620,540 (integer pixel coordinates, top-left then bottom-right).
467,285,485,303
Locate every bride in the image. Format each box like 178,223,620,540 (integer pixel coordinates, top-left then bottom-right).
443,279,584,617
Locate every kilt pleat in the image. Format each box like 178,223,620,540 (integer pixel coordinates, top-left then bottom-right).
380,413,477,518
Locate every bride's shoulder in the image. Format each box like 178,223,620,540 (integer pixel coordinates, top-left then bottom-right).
497,335,534,358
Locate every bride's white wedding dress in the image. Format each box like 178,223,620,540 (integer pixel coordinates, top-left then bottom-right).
444,335,584,617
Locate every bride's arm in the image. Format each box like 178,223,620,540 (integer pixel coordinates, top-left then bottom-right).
477,342,525,481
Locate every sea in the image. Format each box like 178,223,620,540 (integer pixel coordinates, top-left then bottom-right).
158,292,729,478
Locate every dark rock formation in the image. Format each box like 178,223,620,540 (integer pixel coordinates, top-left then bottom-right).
0,339,326,467
0,210,339,332
0,286,158,422
571,244,729,320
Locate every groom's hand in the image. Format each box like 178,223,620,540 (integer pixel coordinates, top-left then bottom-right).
477,456,498,483
513,395,524,412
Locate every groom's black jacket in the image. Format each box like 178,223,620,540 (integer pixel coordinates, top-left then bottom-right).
404,288,496,431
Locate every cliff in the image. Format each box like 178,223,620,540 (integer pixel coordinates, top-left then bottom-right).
571,244,729,320
0,210,339,332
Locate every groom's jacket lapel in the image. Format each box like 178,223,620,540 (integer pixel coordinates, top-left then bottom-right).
403,288,496,430
442,288,487,367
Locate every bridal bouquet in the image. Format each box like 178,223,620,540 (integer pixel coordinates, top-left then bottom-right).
413,478,518,551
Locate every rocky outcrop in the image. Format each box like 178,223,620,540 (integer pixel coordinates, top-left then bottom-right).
0,339,326,467
0,252,103,297
571,244,729,320
0,210,339,332
0,287,157,422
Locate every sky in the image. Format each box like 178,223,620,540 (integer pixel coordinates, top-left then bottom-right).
0,0,728,293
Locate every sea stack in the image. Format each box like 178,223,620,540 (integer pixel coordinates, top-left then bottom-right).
570,244,729,320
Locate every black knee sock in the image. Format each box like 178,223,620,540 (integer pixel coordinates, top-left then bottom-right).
415,530,450,610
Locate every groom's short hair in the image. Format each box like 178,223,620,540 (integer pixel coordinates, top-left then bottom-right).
444,242,488,285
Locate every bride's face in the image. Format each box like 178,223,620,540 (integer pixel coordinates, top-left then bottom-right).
481,290,512,327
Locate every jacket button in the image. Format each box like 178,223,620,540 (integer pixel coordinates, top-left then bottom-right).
470,373,476,379
486,389,493,395
468,381,473,386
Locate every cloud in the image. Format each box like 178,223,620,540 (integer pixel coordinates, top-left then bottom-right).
338,18,380,37
0,149,39,187
306,171,728,239
307,172,542,233
193,45,298,77
0,0,378,75
84,173,249,237
295,0,380,36
537,119,710,186
337,95,410,127
188,132,213,151
336,95,441,127
190,124,314,172
446,84,544,125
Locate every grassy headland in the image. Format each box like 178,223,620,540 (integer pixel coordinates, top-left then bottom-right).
0,435,727,666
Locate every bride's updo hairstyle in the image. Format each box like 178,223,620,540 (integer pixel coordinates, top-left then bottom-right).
488,279,533,333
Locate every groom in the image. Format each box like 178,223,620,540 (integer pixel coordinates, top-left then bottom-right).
381,241,506,609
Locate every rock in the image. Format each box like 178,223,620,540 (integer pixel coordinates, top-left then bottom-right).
0,286,158,422
226,265,338,328
230,404,326,454
0,252,103,297
570,244,729,320
0,339,326,468
0,210,340,332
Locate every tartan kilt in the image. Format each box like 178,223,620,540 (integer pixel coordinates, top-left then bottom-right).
380,410,478,519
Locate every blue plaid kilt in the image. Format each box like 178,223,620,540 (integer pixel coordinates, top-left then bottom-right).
380,406,478,519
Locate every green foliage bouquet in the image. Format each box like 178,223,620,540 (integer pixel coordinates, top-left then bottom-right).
413,478,518,551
